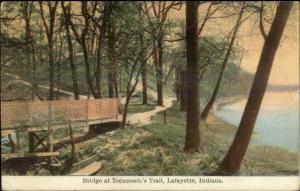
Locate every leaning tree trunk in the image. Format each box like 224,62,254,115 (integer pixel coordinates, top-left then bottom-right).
219,2,293,174
184,1,201,153
201,6,244,120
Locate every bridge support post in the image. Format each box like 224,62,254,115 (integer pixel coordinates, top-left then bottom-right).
86,100,88,125
16,128,20,152
47,102,53,152
29,132,35,153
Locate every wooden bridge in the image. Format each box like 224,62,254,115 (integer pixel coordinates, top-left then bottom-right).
1,98,120,161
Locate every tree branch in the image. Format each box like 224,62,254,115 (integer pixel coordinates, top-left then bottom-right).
259,2,267,40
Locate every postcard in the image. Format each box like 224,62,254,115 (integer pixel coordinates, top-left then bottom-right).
1,1,299,190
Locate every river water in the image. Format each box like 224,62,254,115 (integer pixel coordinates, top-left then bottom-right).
215,90,299,153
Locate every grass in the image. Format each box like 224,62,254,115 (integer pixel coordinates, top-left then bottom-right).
65,102,298,176
2,102,298,175
126,95,157,114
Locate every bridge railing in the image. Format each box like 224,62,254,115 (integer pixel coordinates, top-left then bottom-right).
1,98,119,130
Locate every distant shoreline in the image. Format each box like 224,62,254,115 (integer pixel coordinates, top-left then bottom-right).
213,96,245,113
267,84,299,92
214,87,299,111
213,92,299,154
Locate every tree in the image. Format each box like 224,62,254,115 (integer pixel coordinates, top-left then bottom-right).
121,44,153,127
107,11,117,98
139,7,148,105
68,2,99,98
61,2,80,100
86,2,112,99
143,2,181,106
180,70,187,111
184,1,201,152
95,3,110,99
20,2,37,101
201,3,245,120
39,2,58,100
165,2,221,111
219,2,293,174
116,2,154,127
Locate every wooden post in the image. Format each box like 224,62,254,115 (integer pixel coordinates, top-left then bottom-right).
86,100,89,125
16,128,20,152
164,110,166,125
68,120,75,161
47,102,53,152
28,132,35,153
116,98,119,120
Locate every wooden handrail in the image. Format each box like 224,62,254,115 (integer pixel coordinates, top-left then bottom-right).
1,98,119,129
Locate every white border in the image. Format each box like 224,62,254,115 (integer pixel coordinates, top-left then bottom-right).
1,176,299,191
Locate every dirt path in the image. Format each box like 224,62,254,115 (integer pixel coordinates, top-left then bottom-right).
4,73,88,99
121,83,176,125
126,96,175,125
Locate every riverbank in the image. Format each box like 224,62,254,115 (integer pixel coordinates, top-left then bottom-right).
94,103,298,175
208,114,299,175
71,103,299,175
212,95,245,113
1,102,298,176
214,91,299,153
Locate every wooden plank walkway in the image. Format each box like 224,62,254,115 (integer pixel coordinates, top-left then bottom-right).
70,162,102,175
1,152,59,159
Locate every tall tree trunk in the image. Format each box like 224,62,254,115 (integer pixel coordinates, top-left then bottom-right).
156,36,163,106
55,34,63,100
27,21,37,101
152,41,159,99
62,2,80,100
180,70,186,111
142,61,148,104
175,66,180,102
82,43,97,98
39,2,58,101
113,76,119,98
56,58,61,100
140,12,148,104
95,36,102,99
107,18,116,98
21,2,37,101
219,2,292,174
184,1,201,152
119,67,122,94
48,44,55,100
108,72,114,98
201,5,245,120
94,3,110,99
